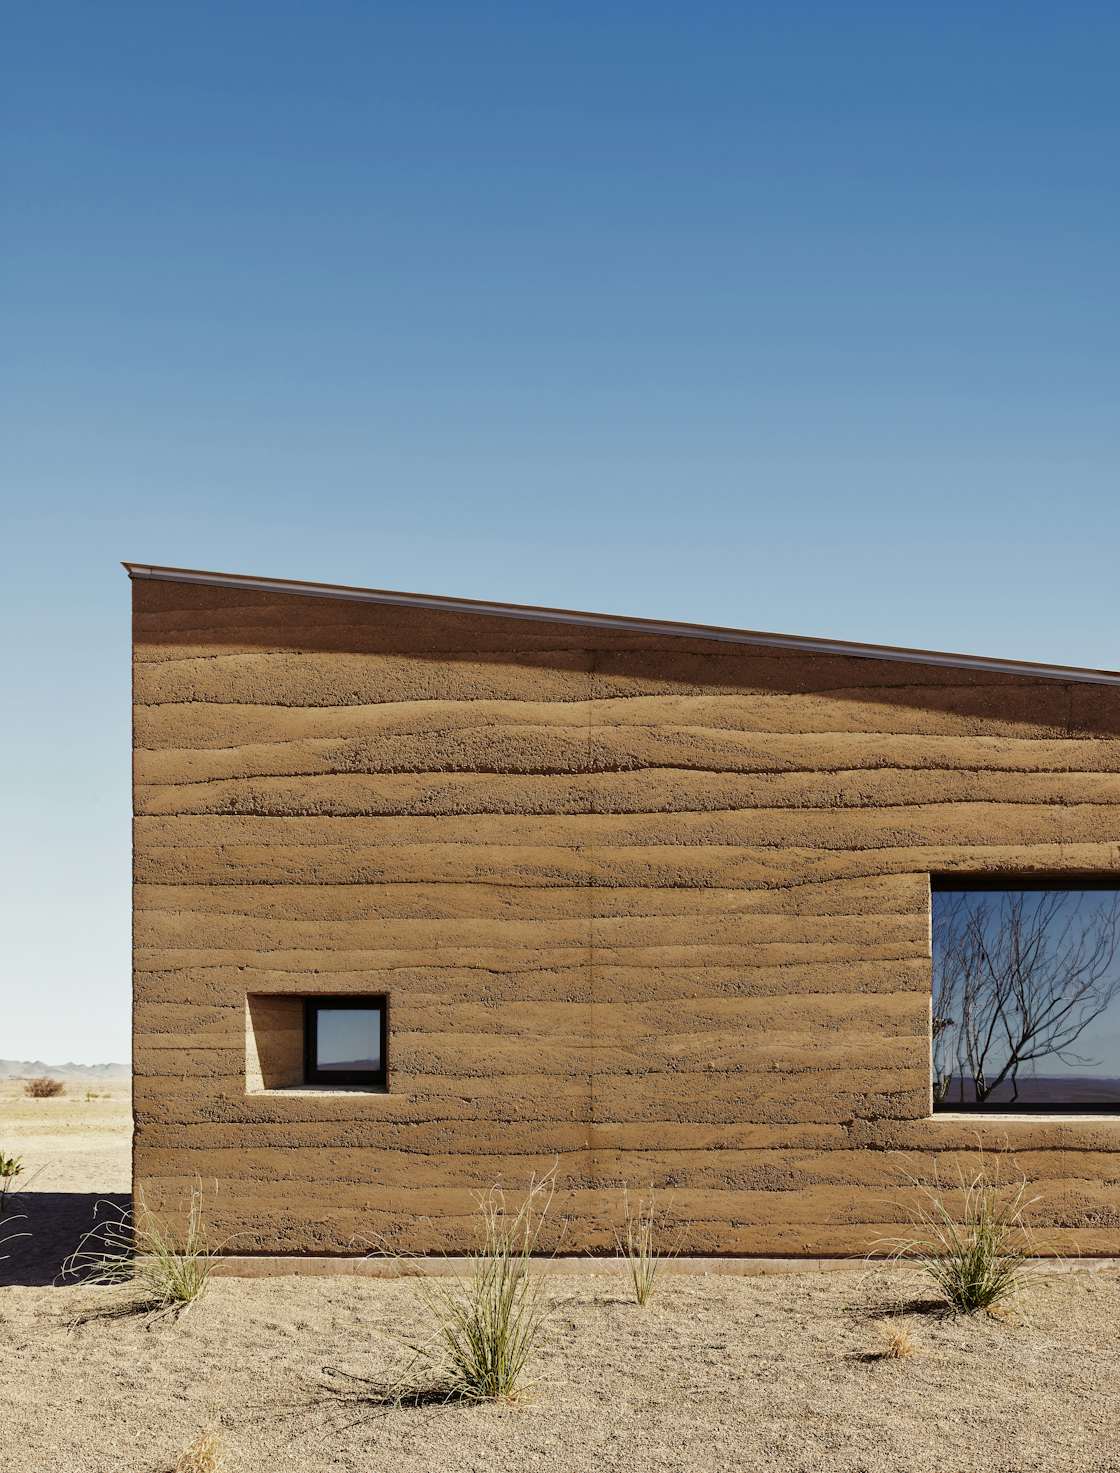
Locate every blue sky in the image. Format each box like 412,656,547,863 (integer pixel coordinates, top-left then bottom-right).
316,1010,382,1073
4,2,1119,1061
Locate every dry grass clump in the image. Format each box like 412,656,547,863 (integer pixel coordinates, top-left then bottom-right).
0,1151,23,1214
878,1322,919,1359
879,1153,1041,1315
63,1180,217,1318
384,1171,556,1404
173,1424,226,1472
616,1188,681,1307
0,1215,29,1261
24,1076,64,1098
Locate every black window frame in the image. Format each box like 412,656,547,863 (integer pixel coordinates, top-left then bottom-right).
303,995,388,1089
931,875,1120,1115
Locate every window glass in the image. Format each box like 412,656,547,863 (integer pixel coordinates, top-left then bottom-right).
315,1007,381,1073
932,884,1120,1110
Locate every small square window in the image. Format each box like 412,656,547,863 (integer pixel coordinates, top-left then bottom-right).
304,997,388,1089
932,879,1120,1112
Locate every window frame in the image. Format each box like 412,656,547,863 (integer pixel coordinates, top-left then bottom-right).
931,875,1120,1115
303,995,389,1090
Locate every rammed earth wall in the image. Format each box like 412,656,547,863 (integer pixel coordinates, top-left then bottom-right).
131,572,1120,1255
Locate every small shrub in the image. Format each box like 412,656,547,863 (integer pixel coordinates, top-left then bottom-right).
405,1171,556,1403
879,1153,1040,1314
25,1076,64,1098
63,1179,217,1317
0,1151,24,1215
616,1188,680,1307
173,1425,226,1473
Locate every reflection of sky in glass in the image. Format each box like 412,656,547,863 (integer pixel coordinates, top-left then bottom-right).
933,889,1120,1105
316,1008,380,1071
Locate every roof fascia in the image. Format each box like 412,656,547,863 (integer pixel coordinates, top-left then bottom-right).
123,562,1120,688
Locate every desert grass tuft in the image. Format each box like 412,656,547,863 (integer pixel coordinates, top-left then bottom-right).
878,1321,919,1359
62,1179,218,1318
615,1188,681,1307
173,1424,226,1473
393,1170,557,1404
0,1214,29,1261
876,1152,1041,1315
24,1076,64,1098
0,1151,24,1215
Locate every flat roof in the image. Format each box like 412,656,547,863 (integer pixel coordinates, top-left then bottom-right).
123,561,1120,688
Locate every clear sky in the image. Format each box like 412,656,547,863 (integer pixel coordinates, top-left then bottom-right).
316,1010,382,1073
4,2,1119,1062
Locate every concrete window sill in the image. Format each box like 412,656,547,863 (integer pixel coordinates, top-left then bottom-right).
246,1084,390,1097
931,1111,1120,1123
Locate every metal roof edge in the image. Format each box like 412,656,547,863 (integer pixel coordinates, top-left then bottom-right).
122,561,1120,688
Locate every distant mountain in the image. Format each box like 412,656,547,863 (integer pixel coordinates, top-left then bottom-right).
0,1060,129,1080
938,1073,1120,1107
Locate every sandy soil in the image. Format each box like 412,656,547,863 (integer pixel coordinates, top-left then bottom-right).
4,1083,1120,1473
0,1078,131,1286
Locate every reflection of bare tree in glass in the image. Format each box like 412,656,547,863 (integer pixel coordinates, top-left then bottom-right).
933,891,1120,1105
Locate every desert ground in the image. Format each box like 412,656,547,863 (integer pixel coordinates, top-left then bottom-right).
4,1081,1120,1473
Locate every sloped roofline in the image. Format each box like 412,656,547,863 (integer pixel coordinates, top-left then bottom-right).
123,561,1120,688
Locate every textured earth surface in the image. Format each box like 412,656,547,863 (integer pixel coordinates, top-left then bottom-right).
131,575,1120,1262
3,1084,1120,1472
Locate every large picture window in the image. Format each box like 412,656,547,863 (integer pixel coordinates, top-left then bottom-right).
932,880,1120,1112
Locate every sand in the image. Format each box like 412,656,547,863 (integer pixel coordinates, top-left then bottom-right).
0,1077,131,1287
3,1081,1120,1473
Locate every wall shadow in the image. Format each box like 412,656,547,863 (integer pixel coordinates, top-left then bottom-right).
0,1192,131,1287
133,576,1120,738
